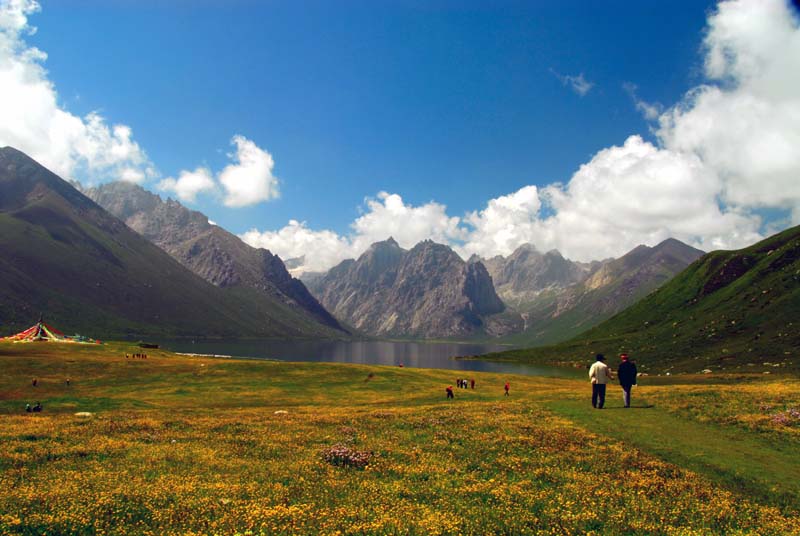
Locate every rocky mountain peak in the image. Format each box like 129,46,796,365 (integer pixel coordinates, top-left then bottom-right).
83,181,345,333
308,238,520,338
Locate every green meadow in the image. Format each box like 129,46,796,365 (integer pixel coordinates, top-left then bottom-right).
1,341,798,535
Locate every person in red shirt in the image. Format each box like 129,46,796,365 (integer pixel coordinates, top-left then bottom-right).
504,382,510,396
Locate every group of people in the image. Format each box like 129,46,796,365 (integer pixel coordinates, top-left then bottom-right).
455,378,475,389
126,353,148,359
588,353,638,409
446,379,510,399
25,402,43,412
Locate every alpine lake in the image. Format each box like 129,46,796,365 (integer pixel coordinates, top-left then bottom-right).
156,338,583,379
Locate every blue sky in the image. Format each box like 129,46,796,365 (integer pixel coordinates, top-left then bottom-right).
2,0,799,271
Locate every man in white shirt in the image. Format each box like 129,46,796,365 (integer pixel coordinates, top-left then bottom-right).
588,354,612,409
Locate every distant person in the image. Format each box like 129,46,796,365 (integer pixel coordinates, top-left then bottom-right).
25,403,31,413
32,378,37,387
504,382,510,396
470,378,475,390
446,386,454,399
617,353,638,408
33,402,42,412
589,354,612,409
66,378,70,387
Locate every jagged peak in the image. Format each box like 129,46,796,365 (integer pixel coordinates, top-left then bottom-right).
544,249,564,258
653,237,704,254
370,236,402,249
514,243,539,253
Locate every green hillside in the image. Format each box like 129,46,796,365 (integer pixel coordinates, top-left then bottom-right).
488,225,800,374
0,147,344,339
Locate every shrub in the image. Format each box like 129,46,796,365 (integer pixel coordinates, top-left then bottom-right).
320,444,372,469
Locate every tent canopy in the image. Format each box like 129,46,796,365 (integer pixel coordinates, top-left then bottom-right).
2,318,101,344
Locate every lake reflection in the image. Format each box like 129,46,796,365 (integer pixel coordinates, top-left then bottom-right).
158,339,580,378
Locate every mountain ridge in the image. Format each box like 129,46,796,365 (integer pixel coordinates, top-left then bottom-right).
478,238,704,345
82,181,345,334
308,238,521,338
489,225,800,372
0,146,343,339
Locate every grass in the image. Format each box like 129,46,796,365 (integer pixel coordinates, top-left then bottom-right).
1,341,799,535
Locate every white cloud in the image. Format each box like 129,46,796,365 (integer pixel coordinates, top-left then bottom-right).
241,193,465,273
158,135,278,207
657,0,800,213
0,0,155,184
551,69,594,96
348,192,464,252
158,166,216,203
242,220,355,273
119,167,145,184
459,186,542,258
460,0,799,263
219,135,279,207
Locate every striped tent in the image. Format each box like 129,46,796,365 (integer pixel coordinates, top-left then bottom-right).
2,317,101,344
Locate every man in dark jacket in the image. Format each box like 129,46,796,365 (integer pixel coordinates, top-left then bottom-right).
617,353,638,408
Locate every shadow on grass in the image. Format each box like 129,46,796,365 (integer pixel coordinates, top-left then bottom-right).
599,405,655,410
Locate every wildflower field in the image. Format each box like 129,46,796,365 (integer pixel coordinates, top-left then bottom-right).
0,343,798,535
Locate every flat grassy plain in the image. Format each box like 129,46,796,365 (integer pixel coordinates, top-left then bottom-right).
1,342,799,535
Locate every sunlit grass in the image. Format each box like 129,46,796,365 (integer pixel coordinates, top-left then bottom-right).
0,342,798,535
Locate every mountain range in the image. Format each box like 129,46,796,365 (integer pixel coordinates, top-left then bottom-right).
306,238,522,338
82,181,344,334
492,224,800,372
479,239,705,345
0,147,344,339
4,145,789,360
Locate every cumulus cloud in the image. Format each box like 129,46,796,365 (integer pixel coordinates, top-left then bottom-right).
657,0,800,213
241,192,465,273
219,135,279,207
155,135,277,206
0,0,155,184
464,0,799,261
158,166,216,203
457,137,762,262
348,192,464,251
551,69,594,96
241,220,355,274
459,186,542,258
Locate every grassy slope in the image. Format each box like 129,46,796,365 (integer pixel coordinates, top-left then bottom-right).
489,225,800,374
1,343,798,535
0,191,342,341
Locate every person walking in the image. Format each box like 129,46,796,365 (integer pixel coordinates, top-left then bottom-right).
446,386,454,399
589,354,612,409
617,353,638,408
504,382,510,396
